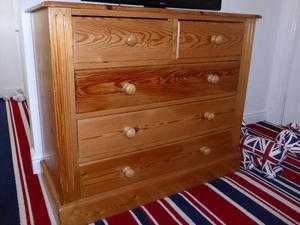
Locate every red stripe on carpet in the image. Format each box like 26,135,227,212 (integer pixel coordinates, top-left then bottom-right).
143,201,179,225
187,185,258,225
159,198,190,225
10,100,51,225
180,191,223,225
282,167,300,186
226,173,300,223
286,155,300,168
9,101,32,225
240,170,300,208
106,211,139,225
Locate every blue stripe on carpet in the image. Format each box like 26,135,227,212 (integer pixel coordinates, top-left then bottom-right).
95,220,106,225
282,161,300,174
248,168,300,201
169,194,211,225
131,207,152,225
210,179,288,225
0,99,19,225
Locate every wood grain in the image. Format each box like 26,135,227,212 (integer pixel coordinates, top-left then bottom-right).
73,17,173,66
48,8,80,203
60,155,239,225
232,19,257,149
179,21,244,59
31,8,64,201
80,130,233,197
78,97,235,162
30,3,259,224
75,62,240,113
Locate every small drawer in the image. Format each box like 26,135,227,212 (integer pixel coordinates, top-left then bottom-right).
75,62,240,113
73,17,173,68
77,97,235,162
179,21,244,60
79,130,234,197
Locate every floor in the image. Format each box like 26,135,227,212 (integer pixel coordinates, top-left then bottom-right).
1,99,299,225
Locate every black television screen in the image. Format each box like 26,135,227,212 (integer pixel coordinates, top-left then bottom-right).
82,0,222,11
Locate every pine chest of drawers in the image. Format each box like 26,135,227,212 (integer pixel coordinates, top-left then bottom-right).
29,2,260,225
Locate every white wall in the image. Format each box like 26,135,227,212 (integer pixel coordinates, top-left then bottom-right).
222,0,283,123
266,0,300,124
0,0,24,95
20,0,284,173
20,0,44,173
282,3,300,124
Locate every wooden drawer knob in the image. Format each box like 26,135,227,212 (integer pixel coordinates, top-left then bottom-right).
122,82,136,95
123,127,136,138
211,34,225,45
204,112,215,120
122,166,135,178
126,34,138,47
207,74,220,84
200,146,211,155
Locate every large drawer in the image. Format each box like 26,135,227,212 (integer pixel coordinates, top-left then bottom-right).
179,21,244,60
73,17,173,68
78,97,235,162
79,130,234,197
75,62,240,113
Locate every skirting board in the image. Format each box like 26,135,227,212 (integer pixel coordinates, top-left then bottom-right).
32,157,42,174
243,110,267,124
32,150,44,174
0,88,25,101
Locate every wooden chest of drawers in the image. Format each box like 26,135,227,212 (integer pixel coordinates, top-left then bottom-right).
29,2,259,225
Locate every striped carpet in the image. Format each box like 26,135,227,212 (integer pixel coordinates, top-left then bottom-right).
1,98,299,225
92,121,300,225
0,99,51,225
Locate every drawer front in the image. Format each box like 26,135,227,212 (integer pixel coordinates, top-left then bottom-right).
179,21,244,60
73,17,173,67
78,97,235,162
80,130,234,197
75,62,240,113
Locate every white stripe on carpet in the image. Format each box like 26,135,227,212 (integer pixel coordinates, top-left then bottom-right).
38,174,58,225
9,101,35,225
164,197,196,225
6,101,27,225
157,200,183,225
206,183,264,225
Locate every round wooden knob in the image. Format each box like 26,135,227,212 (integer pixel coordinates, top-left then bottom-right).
207,74,214,83
126,34,138,47
211,34,225,45
200,146,211,155
123,127,136,138
212,75,220,84
207,74,220,84
204,112,215,120
122,166,135,178
122,82,136,95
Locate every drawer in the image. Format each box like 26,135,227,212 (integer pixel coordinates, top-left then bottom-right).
75,62,240,113
73,17,173,67
179,21,244,60
80,130,234,197
78,97,235,162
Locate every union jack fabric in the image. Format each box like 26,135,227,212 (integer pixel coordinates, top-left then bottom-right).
241,134,289,178
287,122,300,133
276,129,300,157
241,120,249,137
